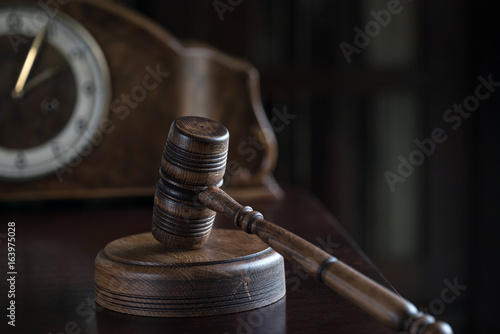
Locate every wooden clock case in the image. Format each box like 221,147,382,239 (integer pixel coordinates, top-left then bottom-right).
0,0,282,202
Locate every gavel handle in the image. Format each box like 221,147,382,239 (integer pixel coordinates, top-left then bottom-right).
199,186,453,334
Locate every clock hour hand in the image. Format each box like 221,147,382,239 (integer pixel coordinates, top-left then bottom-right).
11,24,48,99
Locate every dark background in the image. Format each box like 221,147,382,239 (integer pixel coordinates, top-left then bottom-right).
122,1,498,333
1,0,498,333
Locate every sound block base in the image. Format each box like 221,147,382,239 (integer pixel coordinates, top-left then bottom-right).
95,229,286,317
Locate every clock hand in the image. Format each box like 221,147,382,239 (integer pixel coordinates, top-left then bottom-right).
21,62,69,96
11,24,48,99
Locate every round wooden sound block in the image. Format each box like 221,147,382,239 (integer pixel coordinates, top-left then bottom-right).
95,229,286,317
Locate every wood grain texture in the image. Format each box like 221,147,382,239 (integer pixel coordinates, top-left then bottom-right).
95,229,286,317
198,185,453,334
0,0,282,201
149,116,452,332
152,117,230,249
160,116,229,188
0,187,405,333
151,116,278,250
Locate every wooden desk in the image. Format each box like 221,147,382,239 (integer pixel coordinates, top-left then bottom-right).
1,188,395,333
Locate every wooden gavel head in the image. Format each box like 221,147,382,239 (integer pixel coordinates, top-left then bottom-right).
152,116,229,249
149,117,453,334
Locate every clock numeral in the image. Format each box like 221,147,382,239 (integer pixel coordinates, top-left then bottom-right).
68,46,85,61
17,14,36,36
51,142,62,159
47,22,57,38
75,119,88,134
7,12,22,32
14,152,27,170
83,82,95,96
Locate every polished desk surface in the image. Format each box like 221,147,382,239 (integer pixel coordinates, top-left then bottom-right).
1,188,396,333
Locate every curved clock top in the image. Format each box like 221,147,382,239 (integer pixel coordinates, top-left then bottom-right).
0,4,111,180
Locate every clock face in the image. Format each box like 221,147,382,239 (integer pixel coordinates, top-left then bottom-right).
0,4,111,180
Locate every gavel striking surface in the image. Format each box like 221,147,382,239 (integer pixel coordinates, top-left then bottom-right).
1,188,401,333
94,229,285,317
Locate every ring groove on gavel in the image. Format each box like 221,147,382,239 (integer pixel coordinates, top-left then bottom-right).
152,116,229,249
152,116,453,334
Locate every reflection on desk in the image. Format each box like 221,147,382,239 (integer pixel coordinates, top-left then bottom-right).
1,188,395,333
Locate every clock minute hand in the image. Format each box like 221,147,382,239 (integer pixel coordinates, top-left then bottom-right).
22,62,69,95
11,24,48,99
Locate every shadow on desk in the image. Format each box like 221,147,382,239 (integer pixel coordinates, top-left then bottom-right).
1,188,401,333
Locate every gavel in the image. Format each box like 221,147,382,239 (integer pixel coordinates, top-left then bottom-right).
151,116,453,334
